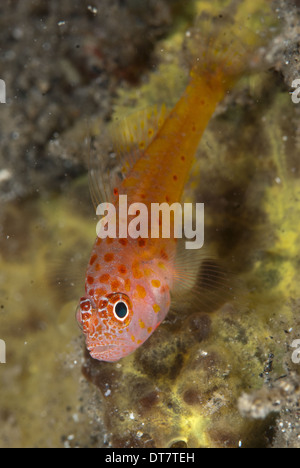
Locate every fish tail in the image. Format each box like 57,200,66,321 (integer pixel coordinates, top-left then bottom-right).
186,0,278,88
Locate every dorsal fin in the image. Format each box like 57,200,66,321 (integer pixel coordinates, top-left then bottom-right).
88,135,114,211
88,105,169,209
110,104,169,178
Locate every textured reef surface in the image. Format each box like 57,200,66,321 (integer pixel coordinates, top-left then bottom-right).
0,0,300,448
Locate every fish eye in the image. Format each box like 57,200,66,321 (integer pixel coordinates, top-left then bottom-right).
113,300,129,321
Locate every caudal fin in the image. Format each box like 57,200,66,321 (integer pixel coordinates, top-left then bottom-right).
185,0,279,87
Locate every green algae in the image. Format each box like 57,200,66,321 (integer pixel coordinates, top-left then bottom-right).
0,192,97,447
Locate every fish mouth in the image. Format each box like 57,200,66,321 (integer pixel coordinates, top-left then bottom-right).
88,343,125,362
92,344,118,354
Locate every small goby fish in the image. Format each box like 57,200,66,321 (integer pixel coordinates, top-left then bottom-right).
77,14,266,362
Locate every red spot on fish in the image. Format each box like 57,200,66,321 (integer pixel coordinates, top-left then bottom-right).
111,279,121,292
87,276,94,285
95,288,107,297
99,298,108,309
80,298,91,312
118,265,127,275
100,274,110,283
104,253,114,262
161,284,170,294
119,239,128,246
138,239,146,247
160,249,169,261
90,254,98,266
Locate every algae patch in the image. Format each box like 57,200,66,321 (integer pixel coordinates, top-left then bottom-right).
0,191,98,448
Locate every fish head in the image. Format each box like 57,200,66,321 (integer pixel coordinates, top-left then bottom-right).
76,276,170,362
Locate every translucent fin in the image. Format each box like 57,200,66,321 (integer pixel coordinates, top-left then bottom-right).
109,104,168,179
171,240,237,314
47,248,89,304
184,1,279,85
88,105,169,208
88,134,118,210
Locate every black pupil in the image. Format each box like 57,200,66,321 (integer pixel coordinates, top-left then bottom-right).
115,302,128,319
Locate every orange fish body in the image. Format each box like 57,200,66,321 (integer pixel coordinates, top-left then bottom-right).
77,15,264,362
